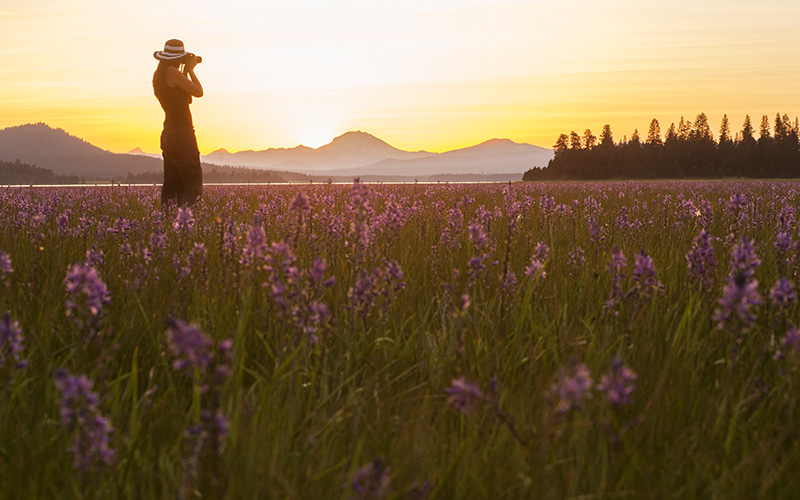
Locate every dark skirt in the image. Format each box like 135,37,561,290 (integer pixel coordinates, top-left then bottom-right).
160,126,203,206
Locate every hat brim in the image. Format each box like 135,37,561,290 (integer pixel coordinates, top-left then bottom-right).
154,51,187,61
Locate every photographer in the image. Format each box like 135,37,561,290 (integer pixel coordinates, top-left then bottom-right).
152,39,204,206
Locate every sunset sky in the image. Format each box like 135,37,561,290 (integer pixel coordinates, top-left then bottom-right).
2,0,800,154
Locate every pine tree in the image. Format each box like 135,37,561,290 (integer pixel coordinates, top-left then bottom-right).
646,119,662,146
691,113,713,142
719,114,731,144
600,124,614,147
759,115,771,142
630,129,641,146
665,123,678,143
569,131,582,150
582,129,596,149
741,115,755,142
554,134,569,157
678,117,692,141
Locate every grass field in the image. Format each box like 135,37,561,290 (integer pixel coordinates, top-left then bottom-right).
1,180,800,499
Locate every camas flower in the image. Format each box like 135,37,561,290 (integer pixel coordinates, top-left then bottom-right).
686,229,717,291
597,359,637,407
630,249,663,301
289,191,310,213
730,235,760,279
770,277,796,310
0,312,27,370
712,271,762,330
775,327,800,360
54,370,115,470
445,377,484,414
64,262,111,333
0,252,12,285
550,362,593,415
173,206,195,232
241,215,267,266
165,318,214,373
350,457,391,500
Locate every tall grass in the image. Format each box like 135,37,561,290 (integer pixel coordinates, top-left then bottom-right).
1,180,799,498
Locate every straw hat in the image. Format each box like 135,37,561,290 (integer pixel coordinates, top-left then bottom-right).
154,39,188,61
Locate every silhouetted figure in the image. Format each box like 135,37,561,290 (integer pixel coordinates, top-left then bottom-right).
153,39,204,206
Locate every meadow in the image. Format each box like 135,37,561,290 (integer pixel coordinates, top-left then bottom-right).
1,180,800,499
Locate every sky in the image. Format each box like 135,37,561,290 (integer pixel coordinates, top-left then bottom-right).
2,0,800,154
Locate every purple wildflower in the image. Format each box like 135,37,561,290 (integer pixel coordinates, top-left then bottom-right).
445,377,484,414
383,260,405,293
775,327,800,360
350,457,392,500
550,362,593,415
0,252,12,286
241,215,267,266
467,222,487,249
630,249,663,301
568,245,586,272
166,318,214,373
775,231,792,256
686,229,717,292
173,206,195,232
730,236,760,279
54,370,115,470
64,262,111,333
605,246,627,313
712,271,762,330
770,277,797,310
0,312,27,370
525,242,549,279
178,242,207,280
597,359,637,407
289,191,310,213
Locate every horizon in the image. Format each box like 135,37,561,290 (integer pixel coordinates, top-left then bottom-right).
2,1,800,155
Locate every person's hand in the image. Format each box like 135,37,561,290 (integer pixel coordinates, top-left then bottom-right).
183,54,198,72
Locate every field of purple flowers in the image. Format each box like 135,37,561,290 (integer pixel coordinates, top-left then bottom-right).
1,180,800,498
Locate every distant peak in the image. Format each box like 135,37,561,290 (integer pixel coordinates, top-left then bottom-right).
210,148,231,154
478,138,518,147
127,147,146,155
333,130,381,141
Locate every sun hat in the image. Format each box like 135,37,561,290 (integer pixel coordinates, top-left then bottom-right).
154,39,188,61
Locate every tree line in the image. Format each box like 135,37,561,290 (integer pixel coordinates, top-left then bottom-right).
0,159,83,185
523,113,800,180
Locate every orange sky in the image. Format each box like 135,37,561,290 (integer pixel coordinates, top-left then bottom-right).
2,0,800,154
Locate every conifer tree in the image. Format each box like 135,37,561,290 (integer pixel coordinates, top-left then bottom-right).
582,129,596,149
741,115,755,142
646,119,662,146
759,115,771,142
719,114,731,144
554,134,569,157
569,131,582,150
600,124,614,147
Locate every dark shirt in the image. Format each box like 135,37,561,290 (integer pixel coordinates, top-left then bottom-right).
153,70,193,128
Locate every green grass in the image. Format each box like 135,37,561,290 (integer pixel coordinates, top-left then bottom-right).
1,180,800,499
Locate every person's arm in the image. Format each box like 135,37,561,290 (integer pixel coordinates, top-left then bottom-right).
166,59,203,98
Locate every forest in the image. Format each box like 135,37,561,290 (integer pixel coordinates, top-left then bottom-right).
0,160,82,185
523,113,800,180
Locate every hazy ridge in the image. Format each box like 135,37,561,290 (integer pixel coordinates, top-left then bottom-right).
0,123,553,182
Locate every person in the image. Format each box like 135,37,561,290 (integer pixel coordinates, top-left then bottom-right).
153,39,204,206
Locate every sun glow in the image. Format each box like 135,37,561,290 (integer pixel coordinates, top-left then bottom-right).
1,0,800,154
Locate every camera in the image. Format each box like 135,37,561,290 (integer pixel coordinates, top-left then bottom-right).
186,53,202,64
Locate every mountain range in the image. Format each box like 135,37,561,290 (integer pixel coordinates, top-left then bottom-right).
0,123,554,181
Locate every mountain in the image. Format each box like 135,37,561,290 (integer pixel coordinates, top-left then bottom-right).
345,138,553,176
201,131,433,171
0,123,555,181
0,123,163,178
127,147,161,159
201,131,552,176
